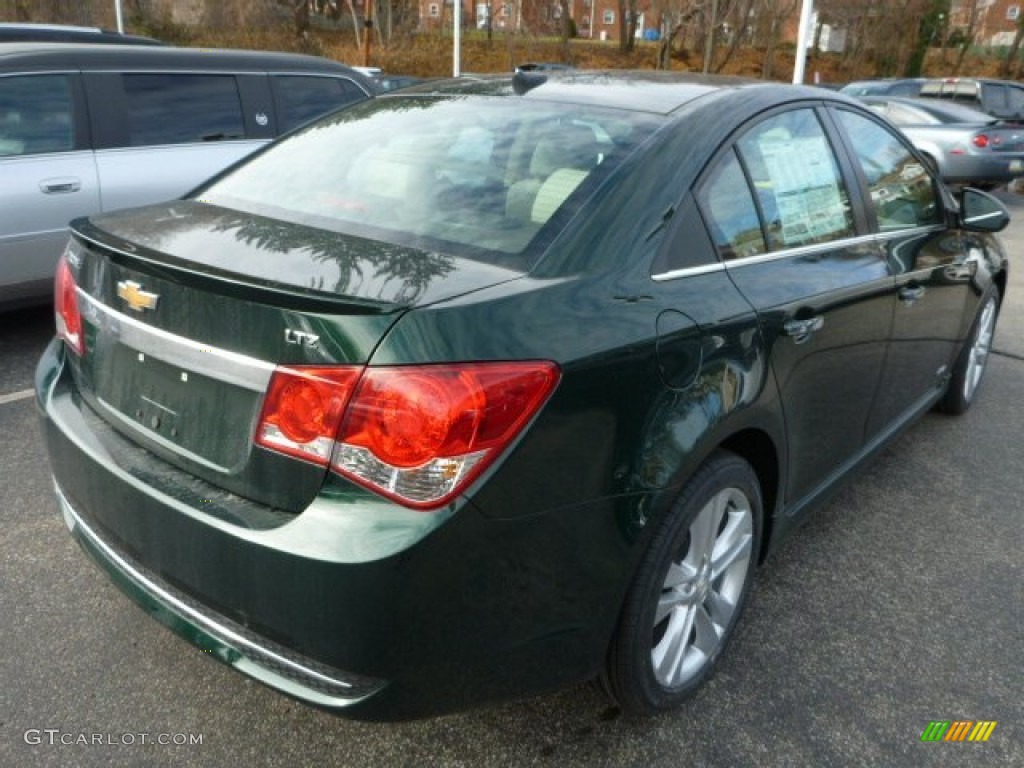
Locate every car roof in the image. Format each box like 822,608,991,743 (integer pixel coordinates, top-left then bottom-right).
388,70,833,116
0,23,162,46
0,42,366,77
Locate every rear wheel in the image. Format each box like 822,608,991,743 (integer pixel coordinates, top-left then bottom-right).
605,451,761,714
937,288,999,415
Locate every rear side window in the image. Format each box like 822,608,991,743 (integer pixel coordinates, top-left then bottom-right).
697,149,766,261
1007,85,1024,116
123,74,245,146
273,76,367,132
0,74,74,156
981,83,1007,115
735,109,855,250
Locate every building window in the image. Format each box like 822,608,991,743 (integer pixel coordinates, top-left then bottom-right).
1009,6,1021,21
501,3,510,17
602,9,615,24
428,3,440,17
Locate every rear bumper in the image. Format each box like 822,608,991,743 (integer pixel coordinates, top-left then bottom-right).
55,482,385,709
36,338,633,717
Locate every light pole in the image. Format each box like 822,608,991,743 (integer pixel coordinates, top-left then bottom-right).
454,0,462,76
792,0,814,84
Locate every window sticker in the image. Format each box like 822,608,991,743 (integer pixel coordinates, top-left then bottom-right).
759,136,849,246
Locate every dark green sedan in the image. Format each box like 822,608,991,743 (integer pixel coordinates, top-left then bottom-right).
37,72,1009,719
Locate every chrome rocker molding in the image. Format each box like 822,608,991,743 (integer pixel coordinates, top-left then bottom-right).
54,482,386,709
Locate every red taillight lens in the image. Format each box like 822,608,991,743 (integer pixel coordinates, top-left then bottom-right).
351,370,484,468
255,367,362,465
55,255,83,356
972,133,989,148
255,361,560,508
333,362,560,509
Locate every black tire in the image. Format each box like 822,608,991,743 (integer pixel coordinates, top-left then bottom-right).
605,450,762,715
937,288,999,415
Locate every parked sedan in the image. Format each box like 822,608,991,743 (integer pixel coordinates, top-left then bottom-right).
37,73,1008,719
860,95,1024,188
839,78,927,97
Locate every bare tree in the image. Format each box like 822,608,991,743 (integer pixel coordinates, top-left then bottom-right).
954,0,980,74
713,0,756,73
652,0,701,70
759,0,799,79
1002,16,1024,77
618,0,639,52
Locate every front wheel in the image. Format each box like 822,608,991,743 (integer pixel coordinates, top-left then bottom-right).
604,451,762,714
937,288,999,415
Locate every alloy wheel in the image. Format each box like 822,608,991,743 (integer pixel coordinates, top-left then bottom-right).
651,487,753,688
964,296,996,403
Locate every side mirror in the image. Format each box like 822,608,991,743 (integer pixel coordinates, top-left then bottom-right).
959,187,1010,232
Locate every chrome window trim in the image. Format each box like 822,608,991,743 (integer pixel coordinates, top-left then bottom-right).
0,70,76,77
721,233,879,269
651,262,727,282
75,287,275,392
651,224,946,282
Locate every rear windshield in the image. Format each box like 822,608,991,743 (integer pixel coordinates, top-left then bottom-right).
197,95,660,266
913,100,996,124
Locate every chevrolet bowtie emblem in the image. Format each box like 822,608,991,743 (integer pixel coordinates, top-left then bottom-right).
116,280,159,312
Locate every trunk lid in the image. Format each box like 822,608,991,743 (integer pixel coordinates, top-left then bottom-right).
66,202,524,512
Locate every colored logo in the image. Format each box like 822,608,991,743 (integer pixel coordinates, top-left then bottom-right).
116,280,159,312
921,721,997,742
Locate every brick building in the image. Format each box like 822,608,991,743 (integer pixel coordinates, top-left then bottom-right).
950,0,1022,47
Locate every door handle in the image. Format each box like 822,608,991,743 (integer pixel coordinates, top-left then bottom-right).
783,316,824,343
899,285,926,304
40,177,81,194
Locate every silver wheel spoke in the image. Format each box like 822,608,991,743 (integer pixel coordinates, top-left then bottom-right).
655,562,700,626
688,494,726,564
652,604,697,686
710,512,752,581
705,586,736,627
692,605,723,656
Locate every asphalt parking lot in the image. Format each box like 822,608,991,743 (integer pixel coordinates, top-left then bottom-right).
2,195,1021,768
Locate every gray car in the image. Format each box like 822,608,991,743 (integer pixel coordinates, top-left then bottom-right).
860,95,1024,188
0,43,373,310
839,78,926,98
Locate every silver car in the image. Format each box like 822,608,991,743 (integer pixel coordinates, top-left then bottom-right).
0,43,373,309
860,95,1024,189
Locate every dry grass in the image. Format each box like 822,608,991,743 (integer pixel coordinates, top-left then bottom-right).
167,22,1010,85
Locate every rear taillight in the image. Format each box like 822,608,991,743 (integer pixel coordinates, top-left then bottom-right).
255,367,362,464
255,361,560,510
55,253,83,356
972,133,989,148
